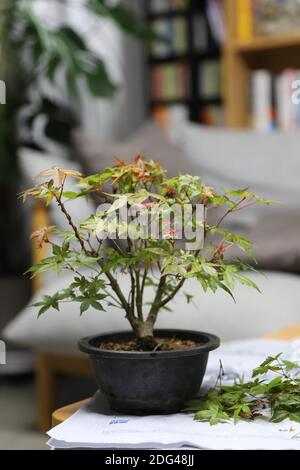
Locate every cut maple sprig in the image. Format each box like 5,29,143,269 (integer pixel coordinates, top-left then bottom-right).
186,353,300,426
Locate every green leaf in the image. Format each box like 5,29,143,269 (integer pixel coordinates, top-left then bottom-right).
267,376,283,391
271,409,290,423
184,293,194,304
108,196,128,213
36,304,51,317
34,293,61,317
47,54,60,82
83,56,117,98
189,351,300,426
80,300,91,315
146,248,170,257
58,26,87,51
90,300,105,311
289,412,300,424
282,359,300,372
233,273,261,293
216,281,236,303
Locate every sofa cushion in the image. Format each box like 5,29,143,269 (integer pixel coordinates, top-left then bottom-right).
169,122,300,228
229,210,300,273
167,122,300,272
170,123,300,208
73,120,193,177
4,271,300,354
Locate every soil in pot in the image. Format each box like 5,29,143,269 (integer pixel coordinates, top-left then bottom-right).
100,336,201,352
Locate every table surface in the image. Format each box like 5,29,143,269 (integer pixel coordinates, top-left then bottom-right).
51,324,300,427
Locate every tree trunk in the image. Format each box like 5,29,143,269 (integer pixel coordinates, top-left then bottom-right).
134,320,157,351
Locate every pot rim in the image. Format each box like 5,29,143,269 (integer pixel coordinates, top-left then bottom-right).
78,329,220,359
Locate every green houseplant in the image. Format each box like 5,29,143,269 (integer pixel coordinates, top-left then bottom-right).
23,156,270,414
0,0,157,273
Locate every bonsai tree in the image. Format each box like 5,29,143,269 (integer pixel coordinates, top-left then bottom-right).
22,156,270,350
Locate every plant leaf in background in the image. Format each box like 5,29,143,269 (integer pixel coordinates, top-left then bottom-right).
87,0,163,43
19,6,117,99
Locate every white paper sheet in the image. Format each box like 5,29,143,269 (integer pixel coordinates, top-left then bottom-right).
47,338,300,450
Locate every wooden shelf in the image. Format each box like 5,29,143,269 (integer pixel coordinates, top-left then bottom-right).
149,50,220,65
233,34,300,53
223,0,300,128
148,9,188,20
150,97,222,107
147,0,222,123
150,98,190,106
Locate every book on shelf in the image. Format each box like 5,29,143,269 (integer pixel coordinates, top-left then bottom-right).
250,69,300,132
254,0,300,37
172,0,188,10
206,0,226,46
151,19,171,57
251,70,274,132
149,0,170,14
173,17,187,54
153,103,222,128
236,0,300,39
237,0,253,41
199,60,221,99
276,69,300,131
149,0,188,15
152,104,189,130
150,63,189,101
193,14,208,52
148,0,223,127
151,17,188,57
200,105,224,126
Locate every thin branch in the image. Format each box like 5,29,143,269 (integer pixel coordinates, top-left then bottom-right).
135,268,143,322
216,197,246,228
52,188,130,314
146,275,167,325
98,258,130,314
158,278,185,308
53,190,88,255
141,267,148,298
129,267,136,319
102,288,122,309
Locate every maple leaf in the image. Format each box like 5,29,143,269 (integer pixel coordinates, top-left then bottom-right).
19,185,42,202
113,157,126,167
201,185,215,199
33,167,82,188
30,226,56,247
133,154,144,164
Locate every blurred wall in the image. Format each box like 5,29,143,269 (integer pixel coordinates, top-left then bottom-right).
122,0,148,136
79,0,148,139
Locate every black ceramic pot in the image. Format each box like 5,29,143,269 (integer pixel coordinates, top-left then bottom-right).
79,329,220,415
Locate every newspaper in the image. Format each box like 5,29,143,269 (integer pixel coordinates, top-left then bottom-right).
47,338,300,450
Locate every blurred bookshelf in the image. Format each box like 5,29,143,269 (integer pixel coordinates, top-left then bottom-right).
146,0,224,126
224,0,300,129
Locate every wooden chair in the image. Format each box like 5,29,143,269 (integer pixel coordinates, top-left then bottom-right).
32,202,92,432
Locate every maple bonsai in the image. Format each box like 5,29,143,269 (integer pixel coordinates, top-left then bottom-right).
23,156,270,350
